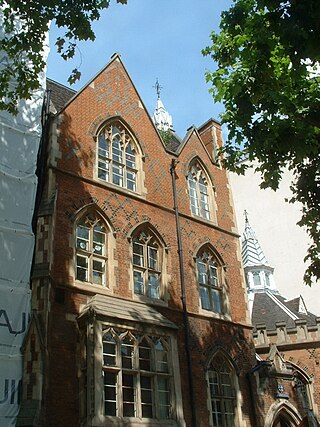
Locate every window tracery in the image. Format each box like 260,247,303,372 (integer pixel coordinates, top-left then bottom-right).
97,121,138,191
132,228,162,299
188,163,213,220
197,248,223,313
75,212,107,286
208,354,236,427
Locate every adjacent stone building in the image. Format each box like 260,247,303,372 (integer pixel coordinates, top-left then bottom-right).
242,217,320,427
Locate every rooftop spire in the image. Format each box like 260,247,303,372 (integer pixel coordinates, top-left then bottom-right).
241,211,277,298
152,79,173,132
242,211,268,268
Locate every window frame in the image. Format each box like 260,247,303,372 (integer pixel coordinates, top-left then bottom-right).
187,163,214,221
80,319,185,427
102,329,172,421
97,121,140,192
75,212,109,287
196,249,224,314
207,354,237,427
131,227,166,301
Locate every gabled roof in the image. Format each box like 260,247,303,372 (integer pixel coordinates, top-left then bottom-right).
252,291,318,330
46,53,216,159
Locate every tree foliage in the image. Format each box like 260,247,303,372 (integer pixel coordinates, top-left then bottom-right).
0,0,127,113
203,0,320,285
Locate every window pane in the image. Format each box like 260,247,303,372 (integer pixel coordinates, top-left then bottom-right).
93,259,105,286
209,370,219,396
121,337,134,369
148,273,160,299
112,137,123,163
155,339,168,373
76,225,89,251
223,400,235,424
76,255,88,282
98,133,109,157
200,286,210,310
133,242,144,267
125,144,136,169
103,335,116,367
126,170,136,191
188,174,200,215
211,399,223,427
148,246,158,270
198,259,208,285
104,371,117,416
139,340,151,371
209,262,218,287
93,226,105,255
265,272,270,287
122,374,136,417
158,377,170,419
112,164,123,186
141,375,153,418
212,289,222,314
134,270,144,295
253,271,261,287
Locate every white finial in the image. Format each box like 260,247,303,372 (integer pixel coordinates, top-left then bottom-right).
152,79,173,132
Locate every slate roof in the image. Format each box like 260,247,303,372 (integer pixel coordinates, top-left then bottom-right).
163,129,182,153
252,291,318,331
46,78,77,112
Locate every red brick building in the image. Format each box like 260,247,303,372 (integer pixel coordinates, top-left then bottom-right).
15,54,320,427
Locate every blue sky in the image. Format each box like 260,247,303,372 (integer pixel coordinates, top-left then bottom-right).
47,0,232,137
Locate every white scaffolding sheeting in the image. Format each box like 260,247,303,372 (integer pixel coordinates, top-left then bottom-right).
0,122,41,177
0,354,23,427
0,170,37,231
0,229,34,288
0,11,49,425
0,287,31,356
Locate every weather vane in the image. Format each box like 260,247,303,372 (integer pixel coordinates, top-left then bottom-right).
153,78,162,99
244,209,249,223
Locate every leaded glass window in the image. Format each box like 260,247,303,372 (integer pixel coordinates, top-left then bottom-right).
132,229,161,299
98,122,138,191
76,212,107,286
197,249,223,313
102,330,172,420
188,164,212,220
208,355,236,427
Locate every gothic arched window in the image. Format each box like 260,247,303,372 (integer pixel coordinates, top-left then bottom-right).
97,121,139,192
188,163,213,220
132,226,164,299
75,212,108,286
208,354,236,427
197,248,223,314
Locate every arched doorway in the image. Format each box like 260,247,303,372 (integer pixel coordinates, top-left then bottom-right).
265,402,302,427
273,415,293,427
